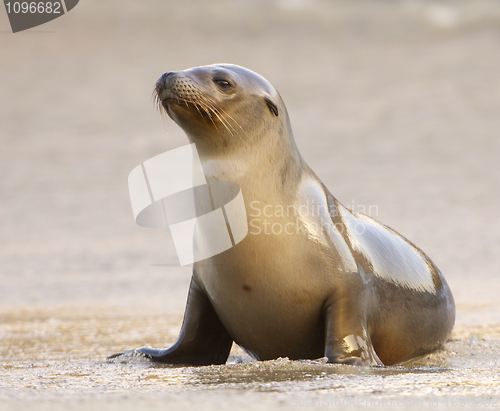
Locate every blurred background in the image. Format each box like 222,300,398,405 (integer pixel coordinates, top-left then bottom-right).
1,0,500,354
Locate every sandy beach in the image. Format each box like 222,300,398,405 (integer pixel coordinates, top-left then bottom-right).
1,1,500,409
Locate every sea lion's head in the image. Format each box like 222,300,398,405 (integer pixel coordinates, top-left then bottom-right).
154,64,293,155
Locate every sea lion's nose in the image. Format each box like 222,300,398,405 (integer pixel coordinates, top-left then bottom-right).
158,72,173,88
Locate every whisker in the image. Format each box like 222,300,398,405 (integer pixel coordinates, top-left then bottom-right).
206,101,236,132
194,102,211,128
205,106,219,131
202,99,238,134
207,102,247,146
209,106,233,136
217,107,249,138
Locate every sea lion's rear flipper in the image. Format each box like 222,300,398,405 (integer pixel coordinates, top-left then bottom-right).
109,277,233,365
323,295,383,366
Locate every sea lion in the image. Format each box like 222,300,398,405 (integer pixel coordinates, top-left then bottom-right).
110,64,455,366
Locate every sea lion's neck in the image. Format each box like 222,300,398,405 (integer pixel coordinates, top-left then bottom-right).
198,134,304,197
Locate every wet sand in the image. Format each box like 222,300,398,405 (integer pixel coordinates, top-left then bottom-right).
1,0,500,409
1,305,500,410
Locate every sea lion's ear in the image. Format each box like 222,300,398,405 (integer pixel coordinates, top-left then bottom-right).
264,96,279,117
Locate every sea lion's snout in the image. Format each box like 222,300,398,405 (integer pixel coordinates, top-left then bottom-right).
157,72,174,89
154,72,203,106
154,72,173,102
153,70,218,132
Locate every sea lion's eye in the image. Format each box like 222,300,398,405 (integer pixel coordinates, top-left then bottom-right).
264,97,279,117
214,79,232,90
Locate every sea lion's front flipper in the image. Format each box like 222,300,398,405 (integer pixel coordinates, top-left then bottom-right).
323,295,383,366
109,277,233,365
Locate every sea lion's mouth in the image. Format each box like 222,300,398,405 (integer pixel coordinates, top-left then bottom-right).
165,97,195,107
164,97,213,119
